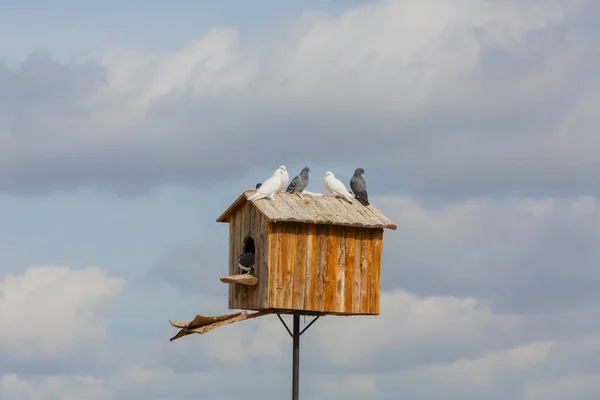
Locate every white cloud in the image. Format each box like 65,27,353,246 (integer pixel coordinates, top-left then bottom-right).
372,195,600,312
0,374,115,400
2,0,600,398
0,0,598,195
314,289,520,365
0,265,124,359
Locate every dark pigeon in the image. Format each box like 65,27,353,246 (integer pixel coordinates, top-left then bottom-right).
255,183,262,189
238,252,255,275
286,167,310,193
350,168,369,206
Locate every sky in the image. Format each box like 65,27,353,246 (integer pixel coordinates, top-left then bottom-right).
1,0,600,398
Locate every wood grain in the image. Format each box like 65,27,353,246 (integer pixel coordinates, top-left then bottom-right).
360,228,370,313
352,229,362,313
219,190,397,230
224,199,386,315
343,228,355,313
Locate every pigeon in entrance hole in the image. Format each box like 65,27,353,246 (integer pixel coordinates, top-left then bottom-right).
350,168,369,206
238,252,255,275
286,167,310,193
324,171,354,203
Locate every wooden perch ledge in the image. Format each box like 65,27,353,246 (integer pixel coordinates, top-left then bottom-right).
220,274,258,285
168,310,274,342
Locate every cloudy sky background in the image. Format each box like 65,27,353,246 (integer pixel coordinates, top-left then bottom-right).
1,0,600,398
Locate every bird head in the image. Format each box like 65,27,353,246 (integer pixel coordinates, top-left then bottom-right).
355,168,365,175
301,167,310,174
324,171,334,178
279,165,287,172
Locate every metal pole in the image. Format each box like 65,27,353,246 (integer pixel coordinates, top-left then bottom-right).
292,313,300,400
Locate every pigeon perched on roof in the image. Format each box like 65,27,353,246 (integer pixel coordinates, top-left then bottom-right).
255,183,262,189
238,252,255,275
286,167,310,193
350,168,369,206
278,165,289,192
247,166,286,201
324,171,354,203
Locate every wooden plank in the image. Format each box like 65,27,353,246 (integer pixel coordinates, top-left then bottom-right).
343,227,355,314
228,222,235,310
360,229,370,313
333,197,372,226
218,191,397,230
247,205,259,308
311,195,355,226
169,310,275,341
230,209,241,308
334,225,347,313
352,229,362,313
258,214,270,309
269,224,284,308
293,224,307,310
314,225,328,312
289,193,320,223
365,229,376,314
220,274,258,285
281,223,296,309
324,225,339,313
238,204,248,309
279,194,319,224
277,224,286,309
270,195,305,223
303,224,317,311
370,228,383,315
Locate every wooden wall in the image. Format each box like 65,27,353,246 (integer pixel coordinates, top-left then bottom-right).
228,202,270,310
267,222,383,315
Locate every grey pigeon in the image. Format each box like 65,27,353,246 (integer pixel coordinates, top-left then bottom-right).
238,252,255,275
350,168,369,206
286,167,310,193
255,183,262,189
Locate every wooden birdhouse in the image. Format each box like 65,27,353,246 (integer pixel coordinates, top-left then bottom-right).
216,190,397,316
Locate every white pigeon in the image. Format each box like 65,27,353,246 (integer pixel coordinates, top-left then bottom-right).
278,165,289,192
324,171,354,203
247,167,286,201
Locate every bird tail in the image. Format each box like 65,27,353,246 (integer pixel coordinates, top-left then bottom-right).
338,193,353,204
247,191,266,201
356,193,369,206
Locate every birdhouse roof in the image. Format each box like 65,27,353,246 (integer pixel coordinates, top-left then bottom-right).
216,190,397,230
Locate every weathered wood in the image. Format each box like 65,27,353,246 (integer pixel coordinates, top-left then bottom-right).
360,229,370,313
217,191,397,230
370,229,383,315
352,229,362,313
228,219,235,310
314,225,328,311
229,202,271,311
343,229,354,313
169,310,275,341
282,223,295,309
292,225,307,310
303,224,317,311
220,274,258,285
325,225,340,312
258,215,270,308
220,190,391,316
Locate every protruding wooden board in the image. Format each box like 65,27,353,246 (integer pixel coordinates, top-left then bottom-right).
168,310,274,341
220,274,258,285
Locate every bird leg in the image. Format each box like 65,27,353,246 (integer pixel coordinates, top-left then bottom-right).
268,193,276,200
